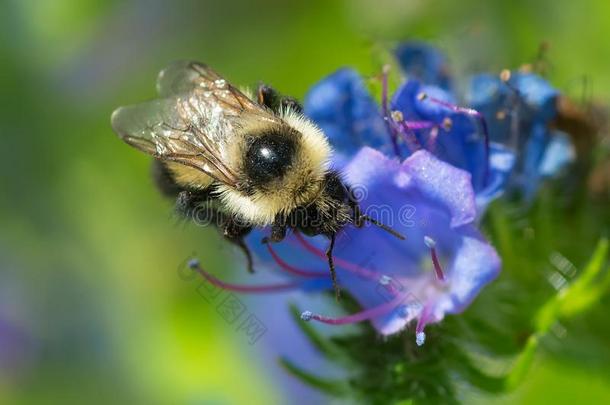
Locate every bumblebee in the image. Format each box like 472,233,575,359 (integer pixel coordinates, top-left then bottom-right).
111,61,403,296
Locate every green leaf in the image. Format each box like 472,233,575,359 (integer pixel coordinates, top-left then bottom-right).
452,351,505,393
503,238,609,391
536,238,609,332
278,357,348,397
559,238,610,317
504,334,540,391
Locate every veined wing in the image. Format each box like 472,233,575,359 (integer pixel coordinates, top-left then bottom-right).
111,62,277,188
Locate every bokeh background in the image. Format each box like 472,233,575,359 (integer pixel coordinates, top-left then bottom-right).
1,0,609,403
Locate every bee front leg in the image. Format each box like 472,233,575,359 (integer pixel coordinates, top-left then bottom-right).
325,233,341,300
175,191,255,273
256,84,303,114
221,216,254,274
261,218,287,244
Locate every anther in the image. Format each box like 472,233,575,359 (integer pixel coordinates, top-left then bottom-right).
441,117,453,131
416,331,426,346
301,311,313,321
391,110,404,122
379,275,392,285
500,69,511,82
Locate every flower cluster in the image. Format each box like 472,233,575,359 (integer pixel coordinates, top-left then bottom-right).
250,148,500,345
190,43,581,346
466,69,575,198
306,49,515,215
188,42,577,346
394,41,575,200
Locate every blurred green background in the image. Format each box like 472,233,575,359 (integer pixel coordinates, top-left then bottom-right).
1,0,609,404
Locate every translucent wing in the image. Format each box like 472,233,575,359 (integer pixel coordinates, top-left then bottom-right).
156,61,254,104
111,62,277,188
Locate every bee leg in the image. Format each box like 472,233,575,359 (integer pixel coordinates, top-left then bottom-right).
261,220,287,244
347,187,364,228
326,233,341,300
256,83,303,114
221,217,254,274
175,189,213,220
257,84,279,109
228,236,255,274
175,191,255,273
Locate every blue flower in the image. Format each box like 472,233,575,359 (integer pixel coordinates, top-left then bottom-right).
395,41,452,91
186,50,502,343
304,68,393,166
396,41,575,199
288,148,500,340
304,64,515,214
465,72,575,198
390,79,515,212
189,148,501,343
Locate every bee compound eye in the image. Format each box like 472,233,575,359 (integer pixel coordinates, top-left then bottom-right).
245,133,295,184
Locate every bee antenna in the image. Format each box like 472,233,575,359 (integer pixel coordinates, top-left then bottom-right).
359,215,406,240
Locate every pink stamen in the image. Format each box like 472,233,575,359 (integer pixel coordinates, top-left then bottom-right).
189,259,298,293
293,233,397,293
301,293,406,325
415,304,432,346
424,236,445,282
421,94,491,185
395,119,422,151
265,243,328,278
425,127,440,154
403,120,436,130
430,248,445,282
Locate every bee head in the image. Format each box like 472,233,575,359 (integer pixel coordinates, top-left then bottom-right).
287,170,353,237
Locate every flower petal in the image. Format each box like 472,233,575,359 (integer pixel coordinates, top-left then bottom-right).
465,71,570,198
475,143,516,213
539,130,576,177
395,41,452,90
243,146,498,337
303,68,391,163
399,149,477,228
391,80,505,199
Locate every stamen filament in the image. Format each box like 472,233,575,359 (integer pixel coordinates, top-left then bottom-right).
415,304,432,346
424,236,445,281
420,94,491,185
430,247,445,281
189,259,298,293
301,294,406,325
266,243,328,278
426,127,440,154
293,233,394,290
380,65,402,157
396,120,422,151
403,120,436,130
